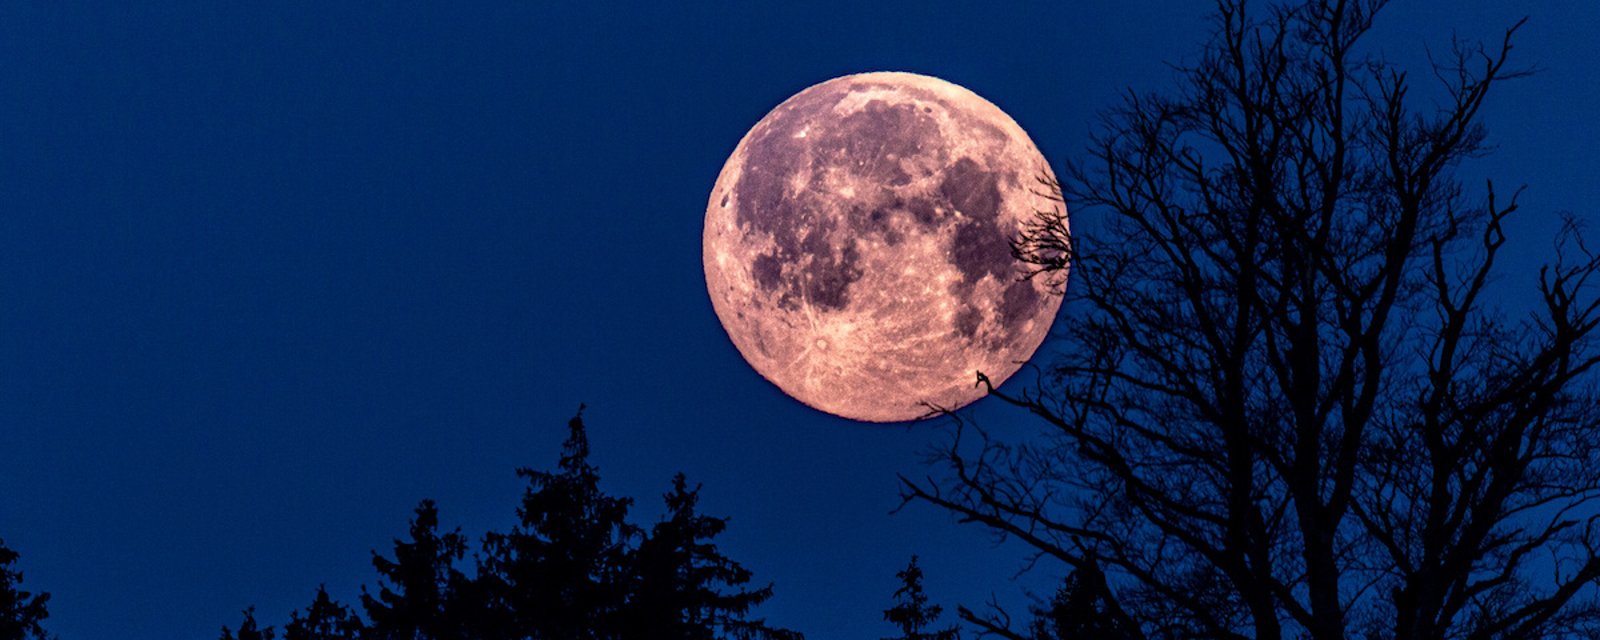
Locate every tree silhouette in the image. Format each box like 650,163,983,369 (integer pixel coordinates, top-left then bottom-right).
882,556,959,640
285,586,364,640
220,607,276,640
1023,563,1138,640
903,1,1600,638
622,473,800,640
476,406,639,639
362,500,472,640
0,537,50,640
219,407,799,639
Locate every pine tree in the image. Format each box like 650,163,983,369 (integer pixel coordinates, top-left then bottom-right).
477,406,637,639
882,556,957,640
220,607,276,640
0,537,50,640
285,586,364,640
1028,565,1136,640
622,473,801,640
362,499,472,640
218,406,804,639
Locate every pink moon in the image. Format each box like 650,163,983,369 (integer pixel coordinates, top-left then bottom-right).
703,72,1066,422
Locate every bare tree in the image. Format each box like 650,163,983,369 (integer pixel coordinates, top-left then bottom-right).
902,1,1600,638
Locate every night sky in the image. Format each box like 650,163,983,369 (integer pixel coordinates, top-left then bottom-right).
2,2,1598,638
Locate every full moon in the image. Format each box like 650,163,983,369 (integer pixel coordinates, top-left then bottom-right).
703,72,1066,422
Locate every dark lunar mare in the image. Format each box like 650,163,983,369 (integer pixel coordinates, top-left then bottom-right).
938,158,1042,343
734,84,1040,336
735,87,858,311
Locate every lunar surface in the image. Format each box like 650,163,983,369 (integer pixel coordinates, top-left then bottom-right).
703,72,1066,422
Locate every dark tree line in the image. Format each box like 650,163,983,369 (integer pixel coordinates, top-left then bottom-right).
904,0,1600,638
0,412,974,640
221,408,800,640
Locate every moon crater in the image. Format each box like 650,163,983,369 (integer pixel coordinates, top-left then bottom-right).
705,72,1066,422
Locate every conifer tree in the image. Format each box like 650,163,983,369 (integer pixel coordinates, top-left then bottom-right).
882,556,957,640
477,406,637,639
0,537,50,640
218,406,801,639
623,473,800,640
220,607,276,640
1027,565,1137,640
285,586,364,640
363,499,472,640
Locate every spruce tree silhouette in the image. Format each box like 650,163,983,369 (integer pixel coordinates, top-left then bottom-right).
219,607,275,640
362,499,472,640
284,586,364,640
476,406,638,639
622,473,801,640
217,406,800,638
1024,564,1138,640
882,556,958,640
0,537,50,640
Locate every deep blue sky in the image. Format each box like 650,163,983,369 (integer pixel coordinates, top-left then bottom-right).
1,2,1596,638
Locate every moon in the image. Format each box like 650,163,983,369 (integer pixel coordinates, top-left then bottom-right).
703,71,1066,422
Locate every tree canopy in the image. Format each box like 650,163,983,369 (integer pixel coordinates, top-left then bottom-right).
905,1,1600,638
219,408,802,640
0,537,50,640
